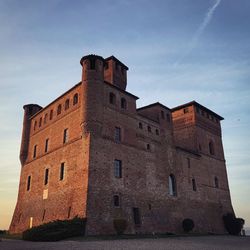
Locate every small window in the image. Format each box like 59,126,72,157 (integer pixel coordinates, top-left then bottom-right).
121,98,127,109
45,138,49,153
147,144,150,150
44,168,49,185
63,128,68,144
27,176,31,191
196,107,200,113
109,92,116,105
33,145,37,159
114,159,122,178
44,114,48,124
166,113,171,122
34,121,37,131
49,110,53,120
184,107,189,114
73,93,78,105
113,195,120,207
65,99,70,110
39,117,42,127
192,178,197,191
57,104,62,115
104,62,109,70
60,162,65,181
42,209,46,221
90,58,96,70
139,122,143,129
115,127,121,143
169,174,177,196
215,177,219,188
209,141,215,155
133,207,141,225
147,126,151,133
201,110,205,116
155,129,159,135
161,110,165,119
187,158,190,168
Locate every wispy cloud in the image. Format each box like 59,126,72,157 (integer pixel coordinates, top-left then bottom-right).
174,0,222,67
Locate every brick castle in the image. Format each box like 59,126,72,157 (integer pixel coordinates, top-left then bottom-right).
9,54,234,235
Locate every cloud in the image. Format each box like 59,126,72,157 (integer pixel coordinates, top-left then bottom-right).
174,0,222,67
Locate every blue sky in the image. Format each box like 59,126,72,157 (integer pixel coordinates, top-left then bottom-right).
0,0,250,229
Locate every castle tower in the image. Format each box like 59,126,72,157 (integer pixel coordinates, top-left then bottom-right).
19,104,42,166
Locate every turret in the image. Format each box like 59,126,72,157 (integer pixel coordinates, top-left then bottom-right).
20,104,42,166
104,56,128,91
80,54,105,135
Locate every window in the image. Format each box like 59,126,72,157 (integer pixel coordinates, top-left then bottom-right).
147,144,150,150
44,114,48,124
109,92,116,105
27,176,31,191
104,62,109,70
139,122,143,129
44,168,49,185
45,139,49,153
33,145,37,158
65,99,70,110
114,159,122,178
215,177,219,188
68,206,71,218
42,209,46,221
115,127,121,143
161,110,165,119
73,93,78,105
155,129,159,135
192,178,197,191
147,126,151,133
209,141,215,155
60,162,65,181
49,109,53,120
63,128,68,144
121,98,127,109
113,195,120,207
184,107,189,114
133,207,141,225
89,58,96,69
57,104,62,115
39,117,42,127
169,174,177,196
34,121,37,131
187,158,190,168
166,113,171,122
196,107,200,113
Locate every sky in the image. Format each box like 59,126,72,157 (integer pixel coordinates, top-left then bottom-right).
0,0,250,230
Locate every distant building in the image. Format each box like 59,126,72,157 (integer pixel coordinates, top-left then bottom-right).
9,54,234,235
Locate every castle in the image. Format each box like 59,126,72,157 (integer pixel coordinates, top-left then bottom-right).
9,54,234,235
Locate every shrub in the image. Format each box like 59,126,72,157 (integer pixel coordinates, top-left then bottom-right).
22,217,86,241
182,218,194,232
223,213,244,235
113,219,127,235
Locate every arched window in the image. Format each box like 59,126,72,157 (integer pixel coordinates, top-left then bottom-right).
65,99,70,110
147,126,151,133
49,110,53,120
209,141,215,155
139,122,143,129
169,174,177,196
161,110,165,119
192,178,197,191
57,104,62,115
215,177,219,188
113,195,120,207
121,98,127,109
155,129,159,135
147,144,150,150
109,92,116,105
73,93,78,105
44,113,48,124
39,117,42,127
34,121,37,131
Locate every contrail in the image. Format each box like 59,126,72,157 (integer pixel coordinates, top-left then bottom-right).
174,0,222,67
